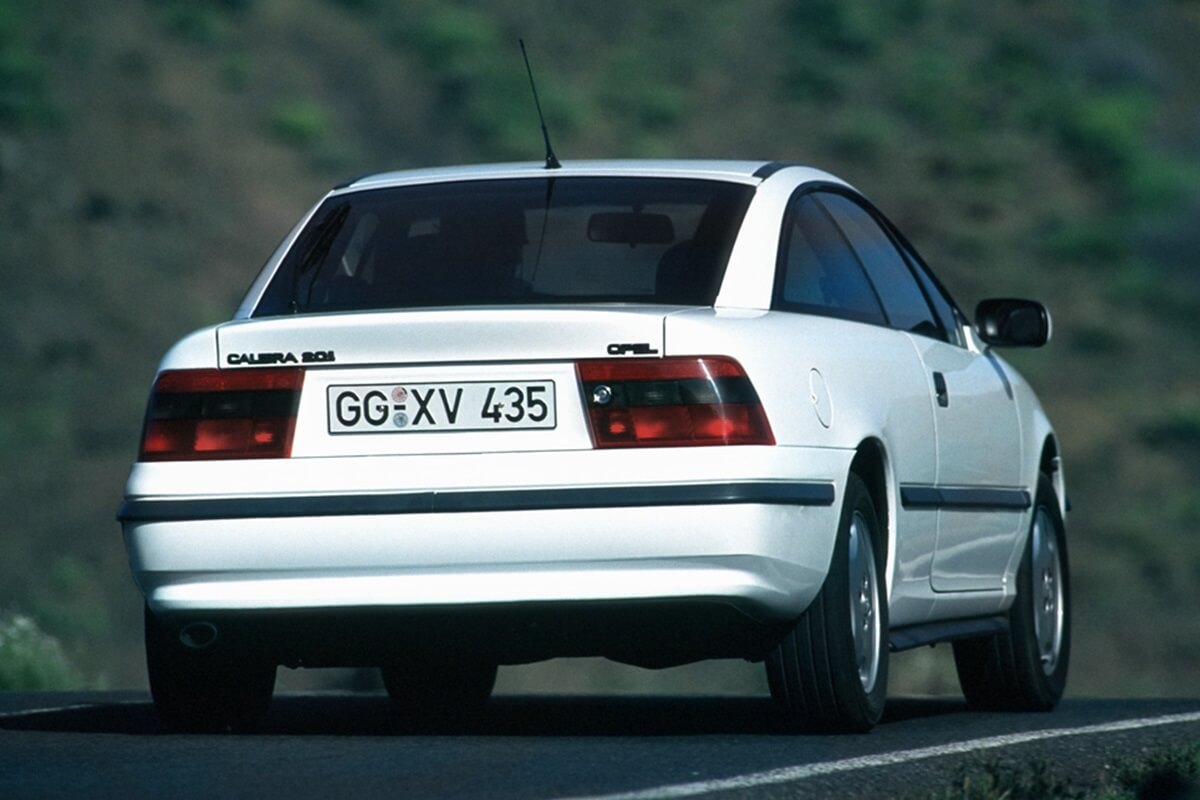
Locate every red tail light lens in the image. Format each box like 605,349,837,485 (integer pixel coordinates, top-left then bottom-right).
577,357,774,448
139,368,304,461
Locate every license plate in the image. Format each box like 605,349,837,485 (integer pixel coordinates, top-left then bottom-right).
327,381,556,434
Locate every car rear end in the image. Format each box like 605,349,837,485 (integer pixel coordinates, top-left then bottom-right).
119,163,844,674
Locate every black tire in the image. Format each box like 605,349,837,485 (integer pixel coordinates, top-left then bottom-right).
145,606,276,732
766,473,888,733
380,657,497,719
953,474,1070,711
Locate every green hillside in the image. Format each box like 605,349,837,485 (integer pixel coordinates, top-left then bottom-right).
2,0,1198,695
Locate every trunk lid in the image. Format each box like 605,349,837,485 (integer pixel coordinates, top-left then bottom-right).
215,306,673,457
217,306,669,368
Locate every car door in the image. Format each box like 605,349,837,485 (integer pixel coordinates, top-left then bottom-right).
773,190,938,622
817,191,1024,593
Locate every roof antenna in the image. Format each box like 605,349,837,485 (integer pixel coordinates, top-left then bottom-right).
520,39,561,170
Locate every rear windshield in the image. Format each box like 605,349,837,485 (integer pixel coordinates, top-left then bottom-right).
253,177,754,316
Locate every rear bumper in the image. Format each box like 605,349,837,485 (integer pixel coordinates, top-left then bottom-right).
120,448,852,662
124,486,837,614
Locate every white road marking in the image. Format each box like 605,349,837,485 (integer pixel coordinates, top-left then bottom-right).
562,711,1200,800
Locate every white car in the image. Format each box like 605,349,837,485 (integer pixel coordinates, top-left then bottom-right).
119,160,1069,732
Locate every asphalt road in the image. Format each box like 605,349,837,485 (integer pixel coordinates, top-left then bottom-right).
2,692,1199,799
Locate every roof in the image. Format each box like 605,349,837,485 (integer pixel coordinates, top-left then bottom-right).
332,159,843,193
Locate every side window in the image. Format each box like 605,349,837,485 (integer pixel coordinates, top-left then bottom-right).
776,193,886,325
899,238,964,347
817,192,944,341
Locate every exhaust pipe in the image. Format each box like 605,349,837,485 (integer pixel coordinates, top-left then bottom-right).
179,621,219,650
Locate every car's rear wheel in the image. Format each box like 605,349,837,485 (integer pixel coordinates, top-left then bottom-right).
380,658,497,719
144,605,276,732
766,472,888,733
953,474,1070,710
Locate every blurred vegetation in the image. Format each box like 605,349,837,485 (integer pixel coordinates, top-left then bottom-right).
0,611,82,690
267,98,329,147
931,745,1200,799
0,1,57,128
1109,744,1200,800
0,0,1198,697
930,760,1080,800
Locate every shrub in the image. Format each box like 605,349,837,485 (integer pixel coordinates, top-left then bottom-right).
1040,220,1127,265
599,51,688,132
829,110,899,164
932,759,1083,800
0,0,53,128
1051,91,1152,183
784,0,887,57
1139,404,1200,451
149,0,253,44
0,611,81,690
268,99,329,148
1112,745,1200,800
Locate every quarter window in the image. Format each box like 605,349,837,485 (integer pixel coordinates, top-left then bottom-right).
775,194,886,325
817,192,943,340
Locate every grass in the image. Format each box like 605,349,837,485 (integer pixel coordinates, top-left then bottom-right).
931,746,1200,800
931,760,1082,800
1110,745,1200,800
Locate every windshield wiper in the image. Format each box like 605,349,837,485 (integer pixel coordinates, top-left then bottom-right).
287,202,351,314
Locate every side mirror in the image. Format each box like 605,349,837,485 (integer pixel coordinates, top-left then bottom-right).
975,298,1051,348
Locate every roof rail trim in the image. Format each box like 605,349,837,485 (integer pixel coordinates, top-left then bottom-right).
332,173,372,191
752,161,796,179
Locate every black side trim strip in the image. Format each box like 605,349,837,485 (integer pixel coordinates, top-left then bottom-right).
331,172,371,191
752,161,795,179
889,615,1009,652
118,481,836,523
900,485,1031,511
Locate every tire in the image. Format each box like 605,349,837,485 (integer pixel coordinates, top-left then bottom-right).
380,657,497,719
145,606,276,732
766,473,888,733
953,474,1070,711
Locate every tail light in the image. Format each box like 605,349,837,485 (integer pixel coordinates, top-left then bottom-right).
138,368,304,461
577,357,774,448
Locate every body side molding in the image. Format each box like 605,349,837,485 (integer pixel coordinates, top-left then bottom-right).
119,480,837,523
900,485,1031,511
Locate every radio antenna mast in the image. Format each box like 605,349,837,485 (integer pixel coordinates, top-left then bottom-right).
520,39,561,170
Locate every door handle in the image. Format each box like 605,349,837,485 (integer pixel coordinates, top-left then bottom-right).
933,372,949,408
